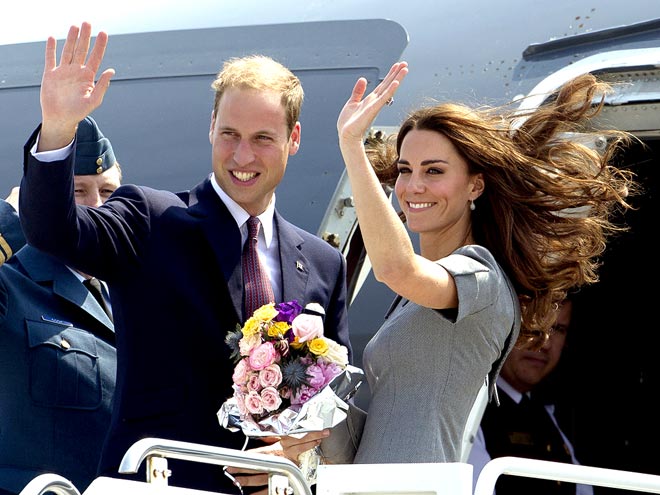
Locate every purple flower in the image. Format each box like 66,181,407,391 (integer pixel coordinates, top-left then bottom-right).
290,385,317,405
274,300,303,323
305,363,326,389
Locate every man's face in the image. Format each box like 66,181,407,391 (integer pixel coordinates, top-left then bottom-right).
500,300,572,393
209,87,300,216
73,165,122,207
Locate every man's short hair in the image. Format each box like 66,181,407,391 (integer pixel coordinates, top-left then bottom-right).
211,55,304,133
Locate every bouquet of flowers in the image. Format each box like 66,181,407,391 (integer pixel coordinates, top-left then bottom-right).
217,300,363,484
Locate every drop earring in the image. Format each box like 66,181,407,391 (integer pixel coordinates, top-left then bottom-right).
470,199,476,211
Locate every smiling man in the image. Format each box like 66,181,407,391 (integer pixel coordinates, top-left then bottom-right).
19,23,350,495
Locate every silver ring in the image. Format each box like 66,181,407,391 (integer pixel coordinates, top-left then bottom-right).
386,97,394,106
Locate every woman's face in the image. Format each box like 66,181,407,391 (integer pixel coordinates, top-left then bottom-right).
395,129,482,235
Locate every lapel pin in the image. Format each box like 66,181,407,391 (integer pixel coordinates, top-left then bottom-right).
296,261,305,272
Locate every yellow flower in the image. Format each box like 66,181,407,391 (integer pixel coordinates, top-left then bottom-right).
290,336,305,350
254,303,277,322
242,316,260,337
268,321,290,338
308,337,329,356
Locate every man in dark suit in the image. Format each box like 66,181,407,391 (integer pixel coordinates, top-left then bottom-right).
19,23,350,494
468,296,593,495
0,116,121,494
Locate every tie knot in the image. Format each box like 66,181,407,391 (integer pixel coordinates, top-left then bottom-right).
247,217,261,239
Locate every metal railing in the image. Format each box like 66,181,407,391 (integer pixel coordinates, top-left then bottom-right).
475,457,660,495
18,474,81,495
19,437,311,495
119,437,312,495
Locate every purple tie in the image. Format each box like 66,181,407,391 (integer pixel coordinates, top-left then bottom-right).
242,216,275,317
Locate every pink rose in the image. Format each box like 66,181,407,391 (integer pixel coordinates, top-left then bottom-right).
261,386,283,412
259,364,282,388
291,314,324,343
232,359,249,386
246,372,261,392
245,390,264,415
249,341,278,370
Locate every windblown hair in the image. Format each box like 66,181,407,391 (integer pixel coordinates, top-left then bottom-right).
366,74,637,349
211,54,304,134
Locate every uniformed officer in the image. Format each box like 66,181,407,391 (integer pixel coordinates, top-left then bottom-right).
0,116,121,494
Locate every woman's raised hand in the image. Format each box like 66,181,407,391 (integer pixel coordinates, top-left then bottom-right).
337,62,408,146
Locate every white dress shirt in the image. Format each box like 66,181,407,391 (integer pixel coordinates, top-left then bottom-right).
210,174,282,303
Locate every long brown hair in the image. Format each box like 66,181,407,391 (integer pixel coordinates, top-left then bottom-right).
366,74,636,348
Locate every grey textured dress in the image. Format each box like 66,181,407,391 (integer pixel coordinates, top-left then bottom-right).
353,245,519,464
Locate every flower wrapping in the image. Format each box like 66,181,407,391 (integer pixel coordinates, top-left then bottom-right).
218,363,364,437
217,300,363,484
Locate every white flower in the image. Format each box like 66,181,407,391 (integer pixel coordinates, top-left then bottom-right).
322,337,349,366
305,302,325,316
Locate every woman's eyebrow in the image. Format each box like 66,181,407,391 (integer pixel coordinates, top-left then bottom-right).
398,158,449,165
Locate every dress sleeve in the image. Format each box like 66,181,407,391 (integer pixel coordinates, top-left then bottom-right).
437,245,503,323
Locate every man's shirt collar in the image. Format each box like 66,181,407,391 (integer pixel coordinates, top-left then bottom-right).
210,173,275,247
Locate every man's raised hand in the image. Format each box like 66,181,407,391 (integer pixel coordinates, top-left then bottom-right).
39,22,115,152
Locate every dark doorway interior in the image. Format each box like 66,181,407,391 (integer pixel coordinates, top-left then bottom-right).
554,137,658,494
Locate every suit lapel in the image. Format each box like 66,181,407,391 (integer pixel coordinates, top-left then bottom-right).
275,213,309,304
188,180,244,319
17,246,114,331
189,180,312,318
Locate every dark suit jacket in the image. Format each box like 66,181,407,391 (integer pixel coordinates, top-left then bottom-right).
0,243,116,494
479,389,576,495
20,130,351,493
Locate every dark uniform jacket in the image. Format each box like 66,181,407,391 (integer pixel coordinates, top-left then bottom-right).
480,388,576,495
19,129,351,493
0,214,115,494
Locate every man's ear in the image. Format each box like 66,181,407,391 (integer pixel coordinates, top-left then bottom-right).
209,111,216,145
289,122,301,156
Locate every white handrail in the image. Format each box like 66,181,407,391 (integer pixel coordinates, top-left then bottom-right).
119,437,312,495
18,474,81,495
475,457,660,495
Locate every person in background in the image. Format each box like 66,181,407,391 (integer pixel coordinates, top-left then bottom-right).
280,63,635,469
19,23,350,494
468,296,594,495
0,116,120,494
